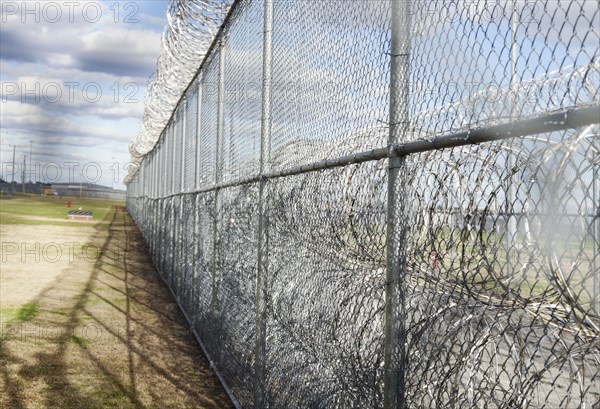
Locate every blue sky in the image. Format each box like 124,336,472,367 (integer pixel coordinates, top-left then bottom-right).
0,0,169,189
1,0,597,190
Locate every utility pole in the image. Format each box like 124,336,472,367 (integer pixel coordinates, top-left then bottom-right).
29,140,33,183
10,144,16,183
22,155,26,193
8,144,24,184
111,156,116,189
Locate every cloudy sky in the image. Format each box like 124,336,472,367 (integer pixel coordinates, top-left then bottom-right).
1,0,169,189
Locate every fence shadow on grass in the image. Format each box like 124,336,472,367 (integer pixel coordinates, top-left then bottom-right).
0,206,232,409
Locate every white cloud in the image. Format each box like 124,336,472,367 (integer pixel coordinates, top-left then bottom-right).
0,100,129,142
0,0,166,187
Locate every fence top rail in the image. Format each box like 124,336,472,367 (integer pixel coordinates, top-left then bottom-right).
130,104,599,200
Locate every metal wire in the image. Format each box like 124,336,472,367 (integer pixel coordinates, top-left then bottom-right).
126,0,233,181
126,0,600,407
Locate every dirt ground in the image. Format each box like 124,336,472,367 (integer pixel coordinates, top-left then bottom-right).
0,206,233,408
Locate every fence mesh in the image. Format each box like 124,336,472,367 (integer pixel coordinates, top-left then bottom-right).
184,91,198,191
403,131,599,408
127,0,600,407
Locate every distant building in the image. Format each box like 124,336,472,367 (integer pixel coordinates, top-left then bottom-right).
0,181,125,200
50,183,126,200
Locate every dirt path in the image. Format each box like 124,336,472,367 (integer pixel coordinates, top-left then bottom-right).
0,206,233,409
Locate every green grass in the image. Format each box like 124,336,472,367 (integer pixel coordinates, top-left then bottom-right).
0,303,39,325
17,303,39,322
49,309,70,317
67,335,90,346
0,194,124,226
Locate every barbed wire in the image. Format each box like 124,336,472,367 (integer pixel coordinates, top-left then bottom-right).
126,0,232,183
125,0,599,407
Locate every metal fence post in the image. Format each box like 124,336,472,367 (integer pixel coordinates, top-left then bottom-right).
195,79,204,191
175,107,187,304
140,161,145,199
166,125,174,286
171,123,177,196
211,44,226,333
153,152,157,248
384,1,411,408
153,150,157,199
192,80,203,326
163,132,167,198
506,0,518,274
594,152,599,314
171,121,178,291
181,103,187,193
255,0,273,406
178,104,187,301
162,135,168,278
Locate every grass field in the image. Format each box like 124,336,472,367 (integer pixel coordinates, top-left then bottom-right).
0,195,232,408
0,194,124,226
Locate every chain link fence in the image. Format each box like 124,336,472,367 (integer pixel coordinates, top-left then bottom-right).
126,0,600,407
